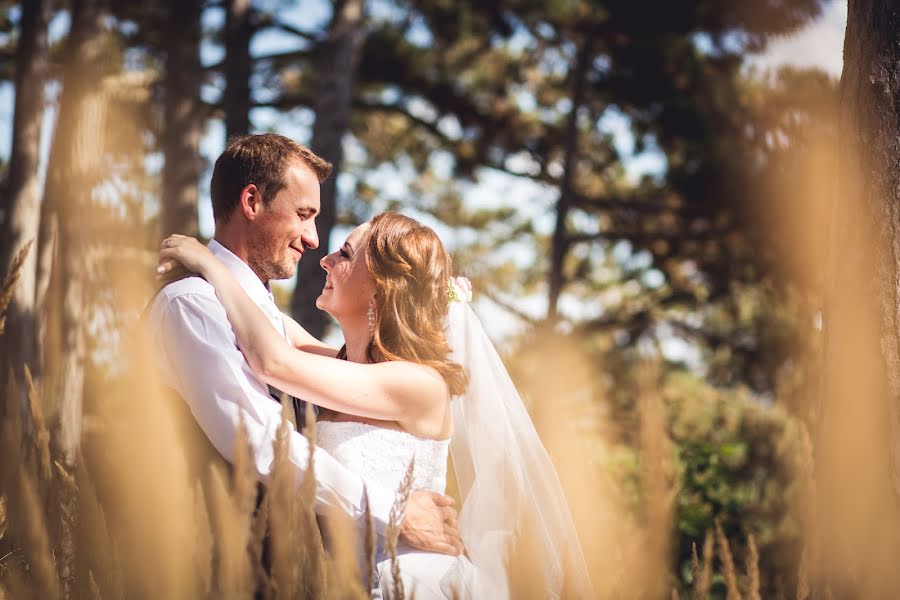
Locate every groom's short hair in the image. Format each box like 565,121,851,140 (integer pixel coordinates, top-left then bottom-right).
210,133,332,224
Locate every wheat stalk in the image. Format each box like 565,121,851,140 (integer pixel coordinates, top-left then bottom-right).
232,412,256,516
87,569,102,599
796,557,810,600
693,530,713,600
746,533,761,600
24,365,51,482
301,401,318,501
0,240,33,336
13,463,59,598
385,456,415,600
691,541,700,590
192,481,213,596
248,482,271,598
715,520,741,600
0,495,6,545
796,426,815,600
208,465,252,597
52,459,79,597
300,401,326,598
268,406,299,597
363,487,376,592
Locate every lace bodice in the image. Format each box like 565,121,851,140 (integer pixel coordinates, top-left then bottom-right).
316,420,450,496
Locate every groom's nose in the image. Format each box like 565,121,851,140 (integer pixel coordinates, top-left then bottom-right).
300,223,319,251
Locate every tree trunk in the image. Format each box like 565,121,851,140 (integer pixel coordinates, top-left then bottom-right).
39,0,110,466
160,0,203,238
0,0,50,417
224,0,252,139
547,40,591,321
290,0,365,339
817,0,900,592
842,0,900,500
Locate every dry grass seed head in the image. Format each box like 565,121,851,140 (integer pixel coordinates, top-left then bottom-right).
0,240,33,336
24,365,51,482
12,463,59,598
691,541,700,586
268,404,302,597
746,533,761,600
208,464,252,597
385,457,415,600
694,530,713,600
715,520,741,600
363,488,376,591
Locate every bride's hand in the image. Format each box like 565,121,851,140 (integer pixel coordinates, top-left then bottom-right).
157,235,218,283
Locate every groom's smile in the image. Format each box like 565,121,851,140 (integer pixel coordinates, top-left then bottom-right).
247,160,321,282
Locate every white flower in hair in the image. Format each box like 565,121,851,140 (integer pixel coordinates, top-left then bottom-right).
448,276,473,304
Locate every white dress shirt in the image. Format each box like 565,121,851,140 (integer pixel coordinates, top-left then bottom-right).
146,239,394,532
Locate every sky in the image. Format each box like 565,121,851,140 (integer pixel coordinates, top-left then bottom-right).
749,0,846,77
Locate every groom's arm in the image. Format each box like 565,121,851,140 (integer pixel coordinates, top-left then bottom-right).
281,313,338,357
151,289,396,532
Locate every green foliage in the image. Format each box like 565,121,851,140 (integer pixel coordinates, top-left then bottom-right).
591,368,806,598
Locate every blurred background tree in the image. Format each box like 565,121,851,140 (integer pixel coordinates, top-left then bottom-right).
0,0,848,596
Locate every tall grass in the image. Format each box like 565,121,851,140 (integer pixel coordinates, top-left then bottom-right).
0,240,33,336
0,260,816,599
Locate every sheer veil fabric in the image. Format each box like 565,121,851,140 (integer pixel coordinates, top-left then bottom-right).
443,302,593,599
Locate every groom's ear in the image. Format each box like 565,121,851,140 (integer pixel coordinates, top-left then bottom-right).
239,184,262,221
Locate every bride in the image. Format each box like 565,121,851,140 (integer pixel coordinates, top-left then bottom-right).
158,211,592,599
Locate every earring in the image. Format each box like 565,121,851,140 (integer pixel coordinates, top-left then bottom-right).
367,300,376,336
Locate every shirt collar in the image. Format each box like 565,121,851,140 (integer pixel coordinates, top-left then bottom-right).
208,239,276,307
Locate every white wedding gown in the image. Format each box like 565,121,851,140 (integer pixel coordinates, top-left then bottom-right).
317,420,475,599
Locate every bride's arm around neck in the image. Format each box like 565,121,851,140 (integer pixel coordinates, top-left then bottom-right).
200,259,450,437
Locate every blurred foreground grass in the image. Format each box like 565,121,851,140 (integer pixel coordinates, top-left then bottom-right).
0,244,811,599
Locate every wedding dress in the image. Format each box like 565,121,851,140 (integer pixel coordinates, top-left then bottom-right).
317,301,592,599
317,420,475,599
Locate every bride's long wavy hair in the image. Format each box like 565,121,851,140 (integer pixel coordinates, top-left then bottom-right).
338,212,468,396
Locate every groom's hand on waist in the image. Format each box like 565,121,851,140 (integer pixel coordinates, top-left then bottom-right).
399,491,463,556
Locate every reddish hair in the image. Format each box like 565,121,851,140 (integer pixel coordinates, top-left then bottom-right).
340,212,467,396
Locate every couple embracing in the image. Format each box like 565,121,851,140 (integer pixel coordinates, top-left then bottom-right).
147,133,591,599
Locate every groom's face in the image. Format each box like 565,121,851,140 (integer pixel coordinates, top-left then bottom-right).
247,160,321,281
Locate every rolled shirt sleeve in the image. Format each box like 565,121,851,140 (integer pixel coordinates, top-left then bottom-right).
148,285,395,533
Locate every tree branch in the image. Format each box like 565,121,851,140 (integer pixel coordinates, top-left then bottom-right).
353,97,452,142
203,48,313,72
573,192,671,213
250,91,315,110
480,289,540,326
258,16,322,42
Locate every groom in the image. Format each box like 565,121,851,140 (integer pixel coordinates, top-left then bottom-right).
146,133,462,558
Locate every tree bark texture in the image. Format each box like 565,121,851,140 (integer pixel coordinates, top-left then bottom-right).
0,0,50,417
39,0,110,465
224,0,252,139
834,0,900,494
816,0,900,591
290,0,365,339
160,0,203,238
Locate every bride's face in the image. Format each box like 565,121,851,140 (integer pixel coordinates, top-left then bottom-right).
316,222,375,320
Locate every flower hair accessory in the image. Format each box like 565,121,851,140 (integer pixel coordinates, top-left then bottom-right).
448,276,473,304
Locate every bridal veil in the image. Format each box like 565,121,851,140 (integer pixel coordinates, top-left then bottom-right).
443,301,593,599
